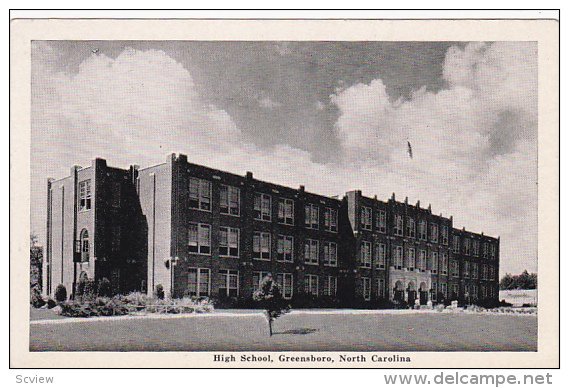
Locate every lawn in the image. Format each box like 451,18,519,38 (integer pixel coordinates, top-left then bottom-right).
29,310,537,352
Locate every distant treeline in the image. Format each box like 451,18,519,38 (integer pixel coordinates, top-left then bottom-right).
499,270,537,290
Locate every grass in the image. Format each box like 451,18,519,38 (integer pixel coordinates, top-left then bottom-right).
29,310,537,352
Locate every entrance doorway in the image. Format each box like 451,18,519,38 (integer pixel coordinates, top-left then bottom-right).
419,282,429,305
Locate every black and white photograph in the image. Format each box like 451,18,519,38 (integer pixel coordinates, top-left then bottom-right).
10,15,559,369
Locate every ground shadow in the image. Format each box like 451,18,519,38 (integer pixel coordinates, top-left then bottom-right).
273,328,319,335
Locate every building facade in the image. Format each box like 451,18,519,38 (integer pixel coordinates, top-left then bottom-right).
44,153,500,306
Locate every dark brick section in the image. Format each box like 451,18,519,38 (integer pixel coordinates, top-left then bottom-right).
44,153,500,307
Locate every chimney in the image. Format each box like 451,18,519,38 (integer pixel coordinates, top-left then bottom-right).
70,165,82,175
428,204,432,213
130,165,140,184
246,171,253,180
391,192,396,201
299,185,305,192
405,196,408,204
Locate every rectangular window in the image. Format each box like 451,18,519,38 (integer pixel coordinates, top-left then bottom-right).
375,243,387,269
362,277,371,301
418,250,427,272
418,220,427,240
189,178,211,211
488,266,495,281
453,235,461,253
463,261,470,278
431,282,438,300
253,232,271,260
219,227,239,257
79,180,92,211
441,282,448,298
219,269,239,297
188,223,211,254
323,276,337,297
393,246,404,269
304,274,319,296
277,198,294,225
324,207,338,232
277,235,294,262
377,210,387,233
361,206,372,230
187,268,210,297
377,278,386,298
483,242,489,258
471,262,479,279
220,185,240,216
451,260,459,278
254,193,272,221
472,240,480,256
471,284,478,299
407,217,416,238
452,284,460,298
490,244,496,259
110,181,121,208
463,238,471,255
394,214,404,236
323,242,338,267
360,241,372,268
277,273,293,299
304,239,319,265
430,251,439,274
441,226,449,245
253,271,271,290
304,204,319,229
430,224,439,243
440,252,448,275
406,248,416,270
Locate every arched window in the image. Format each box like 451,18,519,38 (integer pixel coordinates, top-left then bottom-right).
80,229,90,262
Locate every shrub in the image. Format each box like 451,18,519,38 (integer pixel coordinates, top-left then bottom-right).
57,297,130,317
97,278,112,297
54,284,67,303
46,298,57,309
75,277,86,299
155,284,165,300
30,286,46,308
122,292,147,308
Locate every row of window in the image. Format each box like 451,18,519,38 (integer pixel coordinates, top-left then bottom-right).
189,178,339,231
187,224,338,266
188,268,336,299
360,208,450,244
358,242,496,279
452,235,497,259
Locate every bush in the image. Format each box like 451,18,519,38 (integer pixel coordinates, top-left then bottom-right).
155,284,165,300
46,298,57,309
57,297,130,318
97,278,112,297
30,286,46,308
54,284,67,303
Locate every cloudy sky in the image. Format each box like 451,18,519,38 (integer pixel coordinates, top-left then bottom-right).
31,40,537,276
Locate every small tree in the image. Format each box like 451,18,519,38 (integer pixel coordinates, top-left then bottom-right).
54,284,67,303
253,274,290,336
155,284,165,300
97,278,112,297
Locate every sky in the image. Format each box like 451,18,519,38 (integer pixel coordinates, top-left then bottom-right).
31,41,538,276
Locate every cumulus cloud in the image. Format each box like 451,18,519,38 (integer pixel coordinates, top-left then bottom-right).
31,42,537,275
330,41,538,273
